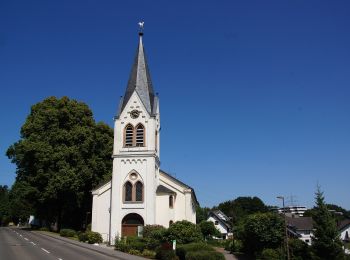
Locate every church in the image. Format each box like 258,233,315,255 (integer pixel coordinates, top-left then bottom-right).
91,29,198,244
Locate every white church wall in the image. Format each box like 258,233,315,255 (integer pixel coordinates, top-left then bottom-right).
91,182,111,242
155,194,174,227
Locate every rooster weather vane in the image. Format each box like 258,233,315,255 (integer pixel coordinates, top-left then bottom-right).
138,21,144,33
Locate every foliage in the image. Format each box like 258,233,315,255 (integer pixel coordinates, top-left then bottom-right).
311,186,345,260
165,220,203,244
142,249,156,258
196,206,210,224
6,96,113,230
288,238,312,260
260,248,281,260
155,243,178,260
185,251,225,260
176,243,214,260
235,212,284,256
85,231,103,244
115,237,131,252
216,196,268,225
39,227,49,231
199,221,221,239
0,185,10,226
78,231,89,242
60,228,76,237
143,224,166,238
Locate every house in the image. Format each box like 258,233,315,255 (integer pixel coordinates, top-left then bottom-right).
286,216,313,245
279,206,307,217
207,210,232,239
338,219,350,242
91,28,198,244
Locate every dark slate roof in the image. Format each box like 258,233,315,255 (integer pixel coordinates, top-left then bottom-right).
286,216,313,231
156,185,176,194
160,169,199,206
117,33,156,117
337,219,350,231
209,210,231,229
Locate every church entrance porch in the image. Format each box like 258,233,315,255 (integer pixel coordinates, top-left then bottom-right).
121,213,144,237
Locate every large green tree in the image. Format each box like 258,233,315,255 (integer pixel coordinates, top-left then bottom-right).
0,185,10,226
235,212,284,257
7,96,113,230
311,187,345,260
216,196,268,224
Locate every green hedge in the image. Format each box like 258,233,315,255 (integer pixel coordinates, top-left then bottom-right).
77,231,102,244
176,243,214,260
185,251,225,260
60,229,76,237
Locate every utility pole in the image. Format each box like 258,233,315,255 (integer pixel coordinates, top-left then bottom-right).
277,196,290,260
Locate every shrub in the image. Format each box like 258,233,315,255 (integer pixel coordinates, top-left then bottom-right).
224,239,234,252
128,249,141,255
260,248,281,260
142,249,156,258
86,223,91,231
143,224,166,238
155,246,178,260
185,251,225,260
86,231,102,244
78,232,89,242
60,228,76,237
176,243,214,260
126,236,146,252
165,220,203,244
39,227,49,231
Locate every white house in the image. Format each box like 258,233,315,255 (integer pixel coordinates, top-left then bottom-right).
286,216,313,245
338,219,350,242
207,210,232,239
91,30,198,244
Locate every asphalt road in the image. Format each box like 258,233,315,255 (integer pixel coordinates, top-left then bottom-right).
0,227,122,260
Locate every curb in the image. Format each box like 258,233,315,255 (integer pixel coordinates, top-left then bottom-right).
32,230,147,260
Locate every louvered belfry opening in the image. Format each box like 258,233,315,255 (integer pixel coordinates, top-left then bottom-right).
136,124,144,146
125,124,134,147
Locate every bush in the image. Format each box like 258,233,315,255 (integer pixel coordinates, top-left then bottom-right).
85,231,102,244
126,236,146,252
78,232,89,242
155,245,178,260
115,238,131,252
142,249,156,258
165,220,203,244
260,248,281,260
60,228,76,237
143,224,166,238
39,227,49,231
224,239,234,252
176,243,214,260
86,223,91,231
128,249,141,255
185,251,225,260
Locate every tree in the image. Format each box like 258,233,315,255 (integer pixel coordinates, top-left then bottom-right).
235,212,284,257
0,185,10,226
311,187,345,260
7,96,113,230
217,196,268,224
196,206,210,224
165,220,203,244
199,221,221,239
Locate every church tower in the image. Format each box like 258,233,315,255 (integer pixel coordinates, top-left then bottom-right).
110,29,160,238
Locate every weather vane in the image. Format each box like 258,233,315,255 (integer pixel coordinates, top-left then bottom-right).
138,21,144,33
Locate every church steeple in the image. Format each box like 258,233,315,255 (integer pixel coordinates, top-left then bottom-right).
118,27,156,117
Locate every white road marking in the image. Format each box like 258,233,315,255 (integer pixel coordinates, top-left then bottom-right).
58,258,63,260
20,234,23,237
30,242,36,246
24,237,29,241
41,248,50,254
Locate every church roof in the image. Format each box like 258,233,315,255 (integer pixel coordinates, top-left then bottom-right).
117,32,156,117
156,185,176,194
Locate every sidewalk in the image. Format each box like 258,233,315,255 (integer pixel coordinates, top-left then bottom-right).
215,247,239,260
33,230,147,260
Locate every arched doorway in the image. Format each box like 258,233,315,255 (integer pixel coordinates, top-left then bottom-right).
121,213,144,237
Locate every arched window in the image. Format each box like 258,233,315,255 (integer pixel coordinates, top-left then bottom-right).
169,220,174,226
135,181,143,202
125,124,134,147
135,124,144,146
169,195,174,208
124,181,132,201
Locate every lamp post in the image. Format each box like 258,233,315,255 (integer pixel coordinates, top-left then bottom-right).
277,196,290,260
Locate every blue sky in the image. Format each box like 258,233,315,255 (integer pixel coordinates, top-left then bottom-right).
1,0,349,209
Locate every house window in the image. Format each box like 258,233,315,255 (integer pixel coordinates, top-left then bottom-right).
135,181,143,202
169,195,174,208
169,220,174,226
124,181,133,201
214,221,219,225
125,124,134,147
135,124,145,146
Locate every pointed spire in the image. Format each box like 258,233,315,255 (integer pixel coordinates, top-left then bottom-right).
118,23,155,116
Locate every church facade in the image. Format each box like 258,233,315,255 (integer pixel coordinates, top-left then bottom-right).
91,31,198,243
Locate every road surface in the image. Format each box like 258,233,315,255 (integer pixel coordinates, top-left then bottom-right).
0,227,124,260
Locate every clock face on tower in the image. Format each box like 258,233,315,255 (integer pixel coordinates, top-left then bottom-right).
130,110,140,119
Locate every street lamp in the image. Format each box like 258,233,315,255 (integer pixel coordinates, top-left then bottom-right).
277,196,290,260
